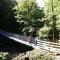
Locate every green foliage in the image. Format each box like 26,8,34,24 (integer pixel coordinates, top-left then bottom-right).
0,52,9,60
13,0,45,36
29,50,54,60
38,26,51,37
38,0,60,39
44,0,60,31
35,54,54,60
13,50,54,60
56,14,60,30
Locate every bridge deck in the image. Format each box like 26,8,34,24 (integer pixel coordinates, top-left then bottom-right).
0,29,36,48
0,29,60,53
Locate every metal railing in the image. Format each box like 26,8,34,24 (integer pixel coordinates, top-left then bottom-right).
36,39,60,52
0,29,60,53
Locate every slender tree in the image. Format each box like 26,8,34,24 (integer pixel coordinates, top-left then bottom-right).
44,0,60,41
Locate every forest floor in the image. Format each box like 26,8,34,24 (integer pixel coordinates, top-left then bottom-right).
11,49,60,60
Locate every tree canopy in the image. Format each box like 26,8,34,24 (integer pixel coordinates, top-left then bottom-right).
13,0,45,36
1,0,60,41
44,0,60,31
38,0,60,41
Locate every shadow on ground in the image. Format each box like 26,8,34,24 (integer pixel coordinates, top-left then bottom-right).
0,34,33,59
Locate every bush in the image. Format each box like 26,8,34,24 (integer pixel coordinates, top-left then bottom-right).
29,52,54,60
11,49,55,60
0,52,9,60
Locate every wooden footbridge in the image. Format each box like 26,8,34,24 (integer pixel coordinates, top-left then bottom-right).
0,29,60,53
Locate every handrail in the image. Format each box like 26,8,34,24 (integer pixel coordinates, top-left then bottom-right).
0,29,60,52
36,39,60,52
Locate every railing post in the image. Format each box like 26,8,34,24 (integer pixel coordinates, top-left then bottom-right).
58,32,60,43
59,32,60,40
17,34,18,39
35,37,40,46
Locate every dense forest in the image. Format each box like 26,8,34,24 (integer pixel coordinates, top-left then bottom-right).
0,0,60,41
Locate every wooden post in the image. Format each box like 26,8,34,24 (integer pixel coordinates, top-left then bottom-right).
58,32,60,43
52,0,55,41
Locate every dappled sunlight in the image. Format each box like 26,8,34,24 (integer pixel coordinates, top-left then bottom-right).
0,0,60,60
